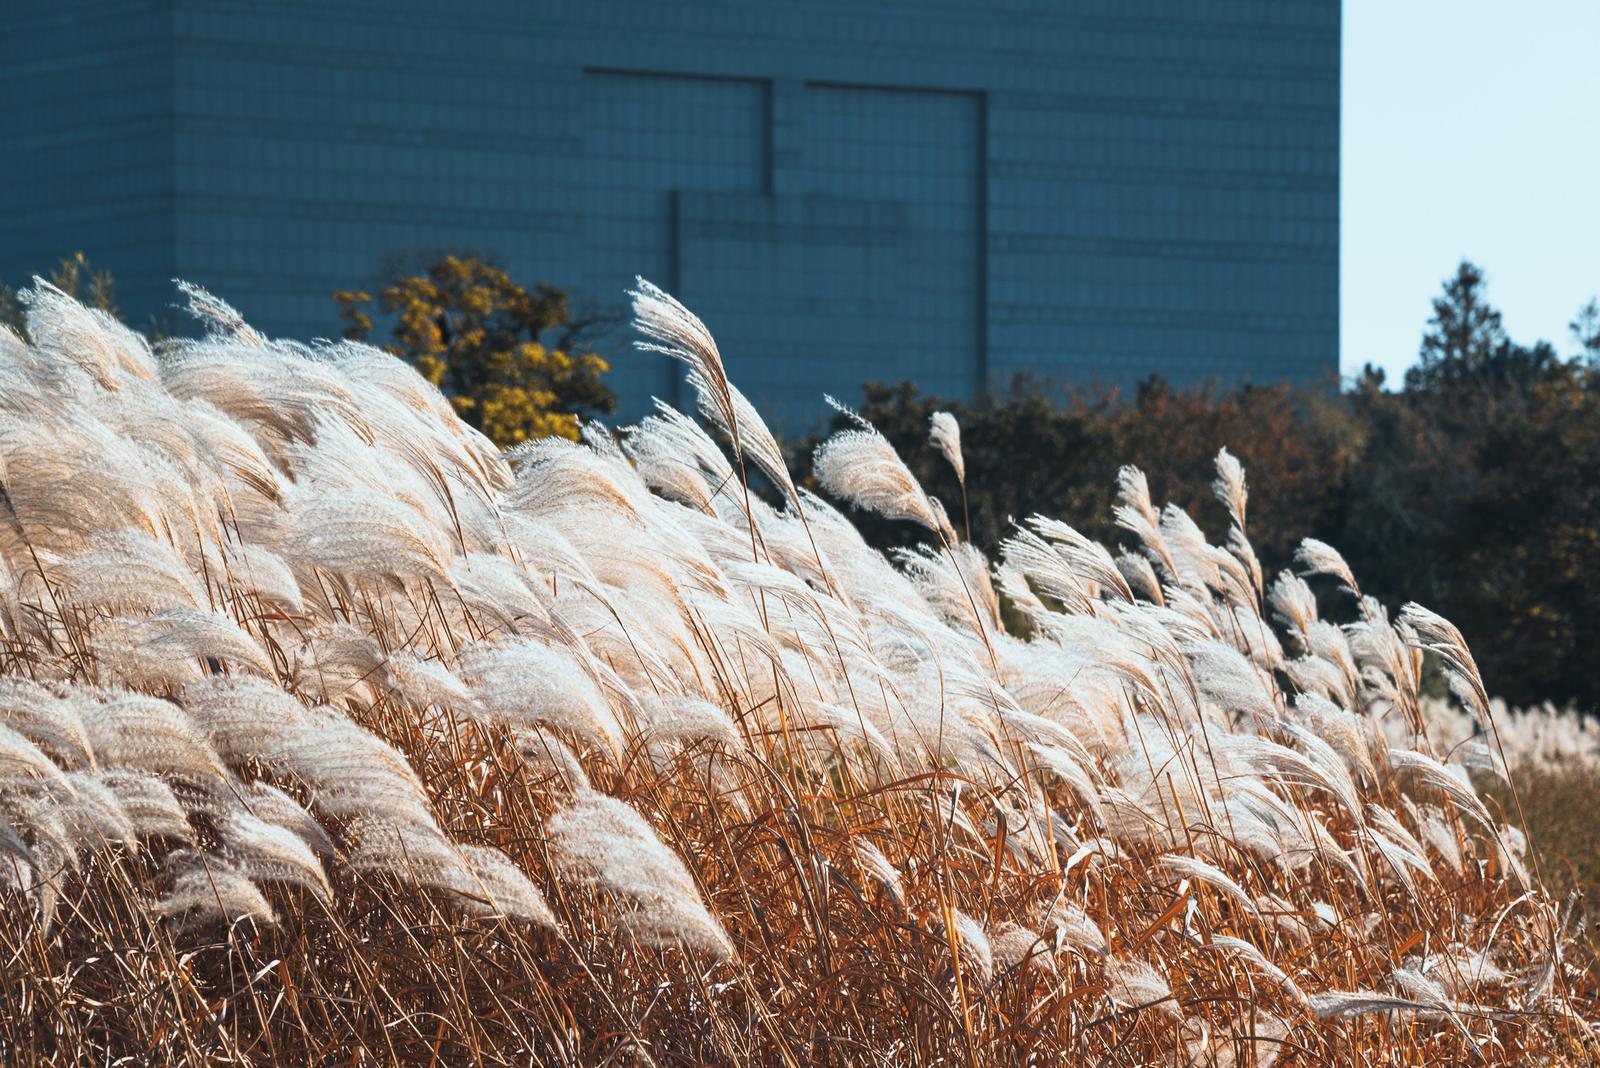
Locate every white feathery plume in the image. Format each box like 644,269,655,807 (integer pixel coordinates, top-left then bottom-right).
161,338,367,450
217,808,330,899
381,652,477,717
1295,537,1361,597
928,411,965,484
1205,935,1307,1006
626,402,737,514
0,722,73,796
633,695,740,752
815,405,947,535
852,839,904,906
0,679,93,769
155,854,276,927
182,398,284,505
513,726,591,792
59,770,136,850
459,638,622,755
287,483,451,585
181,676,308,766
999,526,1096,615
990,922,1054,974
1113,467,1178,580
233,780,334,856
1041,898,1107,956
1157,853,1257,915
1115,551,1164,605
950,909,994,984
1385,747,1493,830
1027,515,1134,603
21,279,157,387
54,531,208,614
96,771,193,843
1307,989,1432,1019
129,608,273,678
1392,967,1483,1051
1398,602,1490,720
342,815,474,896
289,624,385,704
546,791,733,960
690,373,800,508
457,844,557,927
1417,806,1465,875
630,279,737,455
174,280,264,344
1212,447,1248,529
1105,956,1178,1016
77,691,224,780
221,542,303,614
630,279,799,505
265,712,435,827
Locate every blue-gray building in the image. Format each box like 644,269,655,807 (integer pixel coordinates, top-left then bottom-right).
3,1,1340,427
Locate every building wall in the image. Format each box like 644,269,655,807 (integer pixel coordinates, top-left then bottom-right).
3,2,176,327
1,0,1340,429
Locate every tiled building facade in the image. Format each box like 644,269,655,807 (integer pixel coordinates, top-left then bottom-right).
3,0,1340,427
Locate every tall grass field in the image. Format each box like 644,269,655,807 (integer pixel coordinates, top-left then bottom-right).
0,278,1594,1064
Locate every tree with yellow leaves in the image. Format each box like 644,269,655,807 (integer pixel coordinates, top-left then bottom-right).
334,256,615,445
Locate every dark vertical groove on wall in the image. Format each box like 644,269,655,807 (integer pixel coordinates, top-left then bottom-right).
976,91,990,400
667,188,683,411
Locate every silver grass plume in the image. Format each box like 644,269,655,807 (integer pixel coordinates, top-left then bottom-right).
155,854,276,927
1041,898,1107,956
546,791,733,960
97,771,193,843
928,411,965,484
1385,747,1494,830
514,726,592,792
54,530,208,614
1307,988,1434,1019
0,679,93,769
1205,935,1307,1006
457,844,557,926
1157,853,1257,915
21,280,156,388
181,676,309,766
852,839,904,906
342,816,477,899
1027,515,1134,603
630,280,738,457
217,808,330,899
1105,956,1178,1017
77,691,224,780
1295,537,1361,597
990,922,1053,974
175,280,264,345
950,908,994,984
690,374,799,507
287,483,451,586
1212,447,1248,530
1398,602,1491,720
459,638,623,755
1267,570,1319,640
814,401,949,537
233,780,334,856
264,712,435,828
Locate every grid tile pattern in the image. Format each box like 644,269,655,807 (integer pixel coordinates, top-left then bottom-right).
1,0,1340,427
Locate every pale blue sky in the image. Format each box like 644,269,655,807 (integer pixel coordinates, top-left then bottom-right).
1341,0,1600,382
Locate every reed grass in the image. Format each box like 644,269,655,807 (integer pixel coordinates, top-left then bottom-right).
0,276,1594,1065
